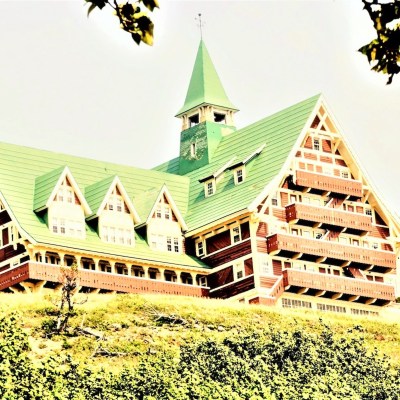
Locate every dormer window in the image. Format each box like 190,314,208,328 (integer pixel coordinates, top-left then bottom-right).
106,192,126,213
189,113,199,127
154,198,172,220
234,167,245,185
214,112,226,123
205,179,216,197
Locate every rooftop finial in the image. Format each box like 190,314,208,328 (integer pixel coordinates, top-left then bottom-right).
195,13,205,39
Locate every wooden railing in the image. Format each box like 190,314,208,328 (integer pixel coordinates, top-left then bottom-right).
0,264,29,290
202,238,252,268
0,262,209,297
209,275,254,299
283,269,395,301
267,233,396,268
285,203,372,232
295,170,363,197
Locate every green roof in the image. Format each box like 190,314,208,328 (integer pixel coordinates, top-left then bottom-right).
176,40,238,116
0,143,204,270
34,166,66,211
158,94,321,232
85,175,117,218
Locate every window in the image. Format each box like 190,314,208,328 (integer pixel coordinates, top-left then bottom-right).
271,194,278,206
156,205,162,218
231,226,241,243
154,199,172,220
190,142,197,157
150,234,181,253
235,168,245,185
366,209,372,216
205,180,215,197
234,262,245,280
199,276,207,287
189,113,199,127
214,112,226,123
313,138,320,151
107,193,126,213
51,218,84,238
372,242,379,250
196,241,205,256
164,204,171,220
341,171,349,179
282,299,312,309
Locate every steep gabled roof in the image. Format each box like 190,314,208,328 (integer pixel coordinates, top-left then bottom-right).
138,185,187,231
85,175,141,223
34,166,91,215
176,40,238,117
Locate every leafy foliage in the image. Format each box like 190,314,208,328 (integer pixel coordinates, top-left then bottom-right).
1,310,399,399
85,0,159,46
360,0,400,84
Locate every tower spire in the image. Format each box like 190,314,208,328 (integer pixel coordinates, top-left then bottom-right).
176,40,238,117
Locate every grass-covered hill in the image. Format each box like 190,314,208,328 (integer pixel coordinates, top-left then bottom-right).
1,293,399,399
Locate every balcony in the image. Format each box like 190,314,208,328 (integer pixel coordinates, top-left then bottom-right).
283,269,395,302
209,275,255,299
285,203,372,233
0,262,209,297
295,170,363,197
202,238,252,268
266,233,396,269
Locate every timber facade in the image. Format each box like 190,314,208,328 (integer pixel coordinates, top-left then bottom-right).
0,40,398,315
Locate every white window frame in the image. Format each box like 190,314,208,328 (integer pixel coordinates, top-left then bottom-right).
234,261,245,280
196,240,205,257
205,179,216,197
313,138,320,151
234,167,245,185
231,225,241,244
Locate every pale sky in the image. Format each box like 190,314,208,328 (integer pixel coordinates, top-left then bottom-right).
0,0,399,217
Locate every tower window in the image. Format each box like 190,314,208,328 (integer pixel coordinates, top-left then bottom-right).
214,112,226,123
189,114,199,127
190,142,197,157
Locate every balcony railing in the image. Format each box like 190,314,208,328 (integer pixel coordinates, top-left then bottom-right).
285,203,372,232
267,233,396,269
283,269,395,301
0,262,209,297
295,170,363,197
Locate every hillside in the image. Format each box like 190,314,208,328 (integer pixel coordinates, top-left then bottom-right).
1,293,399,399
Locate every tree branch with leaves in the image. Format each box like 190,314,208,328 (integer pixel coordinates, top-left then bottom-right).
359,0,400,84
85,0,159,45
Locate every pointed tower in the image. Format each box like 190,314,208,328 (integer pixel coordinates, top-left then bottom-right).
176,40,238,174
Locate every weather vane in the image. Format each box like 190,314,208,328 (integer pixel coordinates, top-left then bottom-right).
195,13,205,39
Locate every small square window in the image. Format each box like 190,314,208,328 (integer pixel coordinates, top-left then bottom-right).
313,139,320,151
235,168,245,185
366,209,372,216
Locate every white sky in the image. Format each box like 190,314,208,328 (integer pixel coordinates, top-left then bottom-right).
0,0,399,217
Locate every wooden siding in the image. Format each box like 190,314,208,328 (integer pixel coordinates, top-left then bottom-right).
209,275,255,299
0,262,209,297
273,259,282,275
370,225,390,239
202,239,252,268
206,230,231,253
295,170,363,197
244,258,253,276
283,269,395,301
0,243,26,263
285,203,372,232
267,233,396,269
208,266,233,289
